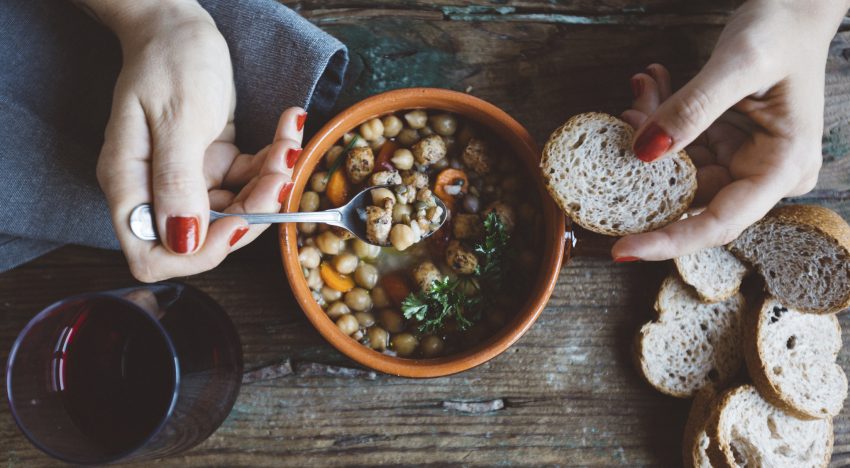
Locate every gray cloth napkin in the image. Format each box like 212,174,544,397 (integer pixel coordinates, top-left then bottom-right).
0,0,348,272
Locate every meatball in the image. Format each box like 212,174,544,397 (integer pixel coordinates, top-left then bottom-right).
365,203,392,245
461,138,492,174
331,225,355,241
370,170,402,186
483,201,516,232
453,214,483,240
401,170,429,189
412,261,442,291
346,146,374,183
411,135,447,166
445,240,478,275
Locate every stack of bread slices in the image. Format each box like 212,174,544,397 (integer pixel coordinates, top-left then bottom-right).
542,114,850,467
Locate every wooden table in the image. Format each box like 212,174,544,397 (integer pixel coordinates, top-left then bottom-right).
3,1,850,465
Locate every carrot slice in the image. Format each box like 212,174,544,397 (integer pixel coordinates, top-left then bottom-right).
326,170,350,207
375,140,399,172
380,273,411,306
320,262,355,292
433,168,469,211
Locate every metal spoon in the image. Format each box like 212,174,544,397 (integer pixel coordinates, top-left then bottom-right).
128,185,449,246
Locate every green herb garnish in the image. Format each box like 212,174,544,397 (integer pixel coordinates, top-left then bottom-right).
324,134,360,182
474,212,510,285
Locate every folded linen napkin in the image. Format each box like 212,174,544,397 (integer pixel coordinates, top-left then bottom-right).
0,0,348,272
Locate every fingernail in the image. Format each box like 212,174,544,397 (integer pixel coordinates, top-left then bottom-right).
278,182,294,204
166,216,200,254
286,148,303,169
229,227,249,247
613,256,641,263
634,122,673,162
297,113,308,132
630,77,643,98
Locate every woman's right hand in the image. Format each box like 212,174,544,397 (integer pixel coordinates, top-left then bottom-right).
612,0,849,262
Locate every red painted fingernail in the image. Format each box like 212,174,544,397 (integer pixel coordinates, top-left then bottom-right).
286,148,303,169
297,113,308,132
166,216,200,254
613,256,641,263
229,227,249,246
278,182,294,204
630,77,642,98
634,123,673,162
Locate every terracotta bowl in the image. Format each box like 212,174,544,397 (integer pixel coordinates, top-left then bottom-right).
279,88,566,378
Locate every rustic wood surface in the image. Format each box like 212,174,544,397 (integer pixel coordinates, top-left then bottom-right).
3,1,850,465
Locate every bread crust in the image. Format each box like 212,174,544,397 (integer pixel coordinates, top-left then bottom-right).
729,204,850,314
541,112,697,236
682,387,718,468
743,296,844,420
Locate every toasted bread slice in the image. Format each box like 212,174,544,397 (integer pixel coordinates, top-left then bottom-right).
729,204,850,314
635,275,745,398
675,246,749,303
706,385,833,468
744,297,847,419
683,387,719,468
541,112,697,236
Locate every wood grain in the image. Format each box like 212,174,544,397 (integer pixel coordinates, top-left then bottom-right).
3,1,850,466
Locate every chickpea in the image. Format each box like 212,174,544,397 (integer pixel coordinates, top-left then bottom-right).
298,246,321,269
306,268,323,291
354,311,376,328
404,110,428,129
420,335,445,357
371,286,391,308
322,286,342,303
366,327,390,351
390,148,414,170
354,263,378,289
392,203,412,223
369,135,387,151
316,231,342,255
371,187,395,206
325,145,344,166
327,301,351,319
418,126,434,137
390,224,415,251
382,115,403,138
378,309,404,333
359,118,385,141
300,191,320,212
336,314,359,336
332,252,359,275
352,329,365,341
396,128,420,146
352,239,381,260
391,333,419,357
344,287,372,312
430,114,457,136
310,172,329,192
298,222,317,234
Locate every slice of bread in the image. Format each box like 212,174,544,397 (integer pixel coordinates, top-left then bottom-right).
635,275,745,398
706,384,833,468
683,387,719,468
541,112,697,236
729,204,850,314
675,246,749,303
744,297,847,419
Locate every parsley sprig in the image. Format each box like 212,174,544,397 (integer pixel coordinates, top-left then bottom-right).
474,212,511,285
324,134,360,182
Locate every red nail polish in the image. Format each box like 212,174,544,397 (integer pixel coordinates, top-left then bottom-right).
278,182,293,204
166,216,199,254
614,256,641,263
286,148,303,169
634,123,673,162
630,77,642,98
229,227,249,246
297,113,307,132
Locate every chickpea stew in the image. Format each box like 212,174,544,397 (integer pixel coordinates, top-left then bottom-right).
296,109,544,359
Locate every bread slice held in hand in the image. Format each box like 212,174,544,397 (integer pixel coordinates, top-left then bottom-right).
730,204,850,314
675,246,749,303
744,297,847,419
635,275,745,398
683,387,719,468
706,384,833,468
541,112,697,236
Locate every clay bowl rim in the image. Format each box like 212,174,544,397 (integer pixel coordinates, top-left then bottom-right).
279,87,565,378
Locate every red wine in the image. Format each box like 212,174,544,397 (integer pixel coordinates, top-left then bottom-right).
55,298,176,455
